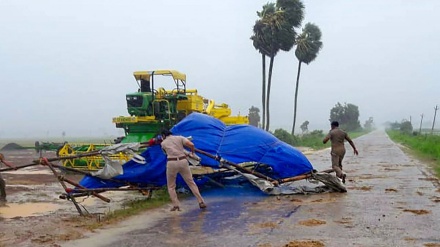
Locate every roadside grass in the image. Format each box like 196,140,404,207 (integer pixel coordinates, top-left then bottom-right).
387,130,440,177
83,188,171,230
274,129,371,150
106,189,170,219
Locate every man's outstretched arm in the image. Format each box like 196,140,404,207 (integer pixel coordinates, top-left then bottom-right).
323,135,330,144
345,137,359,155
183,139,195,155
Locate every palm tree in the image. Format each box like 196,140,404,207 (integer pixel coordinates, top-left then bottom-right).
251,1,303,131
291,23,323,135
277,0,305,27
251,3,277,130
251,17,268,130
263,10,284,131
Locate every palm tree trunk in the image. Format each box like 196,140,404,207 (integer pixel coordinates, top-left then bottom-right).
292,61,302,135
266,56,275,131
261,54,266,129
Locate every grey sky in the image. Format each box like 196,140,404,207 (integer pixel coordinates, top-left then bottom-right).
1,0,439,139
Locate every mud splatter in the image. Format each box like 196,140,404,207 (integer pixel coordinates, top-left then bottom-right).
311,199,323,203
255,221,279,229
283,240,325,247
334,217,353,228
383,168,400,171
31,231,83,244
258,244,272,247
357,175,387,179
403,237,416,242
334,217,352,225
424,243,440,247
290,198,303,202
403,209,430,215
430,196,440,203
385,188,398,192
418,177,439,182
378,163,400,167
298,219,326,226
349,186,372,191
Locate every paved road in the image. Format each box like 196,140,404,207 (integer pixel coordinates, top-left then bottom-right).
63,130,440,247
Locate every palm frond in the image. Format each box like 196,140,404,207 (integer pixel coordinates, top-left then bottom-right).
295,22,323,64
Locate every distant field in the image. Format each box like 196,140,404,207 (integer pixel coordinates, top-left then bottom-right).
0,136,118,150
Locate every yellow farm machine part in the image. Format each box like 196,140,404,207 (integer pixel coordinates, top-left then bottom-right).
57,143,132,171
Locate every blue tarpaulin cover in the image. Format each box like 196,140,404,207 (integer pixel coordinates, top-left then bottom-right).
79,113,313,189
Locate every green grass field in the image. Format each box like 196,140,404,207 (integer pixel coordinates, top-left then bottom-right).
387,130,440,177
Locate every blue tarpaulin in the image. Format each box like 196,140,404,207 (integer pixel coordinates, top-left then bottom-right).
79,113,313,189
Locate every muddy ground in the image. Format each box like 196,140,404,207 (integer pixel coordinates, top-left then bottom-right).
0,149,145,247
1,130,440,247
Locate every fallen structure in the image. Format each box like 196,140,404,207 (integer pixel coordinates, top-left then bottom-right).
77,114,346,203
1,113,346,215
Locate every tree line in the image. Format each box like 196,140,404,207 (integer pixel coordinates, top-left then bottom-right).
249,101,374,135
386,104,439,135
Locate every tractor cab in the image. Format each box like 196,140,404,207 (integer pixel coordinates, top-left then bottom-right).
113,70,190,143
128,70,188,120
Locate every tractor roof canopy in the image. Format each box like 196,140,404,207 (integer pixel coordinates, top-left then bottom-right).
133,70,186,82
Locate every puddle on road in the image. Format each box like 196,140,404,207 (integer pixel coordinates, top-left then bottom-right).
0,202,61,219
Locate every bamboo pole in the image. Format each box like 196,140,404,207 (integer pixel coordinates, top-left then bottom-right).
278,169,334,184
60,176,111,203
194,147,278,184
40,158,84,216
64,187,161,193
59,192,92,200
0,163,39,172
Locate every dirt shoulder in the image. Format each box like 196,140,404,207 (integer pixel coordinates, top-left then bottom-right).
0,150,147,247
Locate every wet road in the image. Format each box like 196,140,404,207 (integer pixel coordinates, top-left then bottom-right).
63,130,440,247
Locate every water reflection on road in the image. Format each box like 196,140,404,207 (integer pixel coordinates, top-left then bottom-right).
63,131,440,247
101,185,306,247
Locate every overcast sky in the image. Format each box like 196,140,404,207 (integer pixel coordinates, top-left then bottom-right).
1,0,439,139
